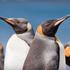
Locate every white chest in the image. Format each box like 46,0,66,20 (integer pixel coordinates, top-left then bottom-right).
4,34,30,70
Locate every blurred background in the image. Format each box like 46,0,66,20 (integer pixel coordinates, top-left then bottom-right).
0,0,70,69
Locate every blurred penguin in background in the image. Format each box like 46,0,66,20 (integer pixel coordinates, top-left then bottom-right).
64,43,70,66
0,43,4,70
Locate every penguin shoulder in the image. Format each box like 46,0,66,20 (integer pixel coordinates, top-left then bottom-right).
6,34,30,50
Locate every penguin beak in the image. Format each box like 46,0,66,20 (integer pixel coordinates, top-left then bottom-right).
54,15,70,26
43,15,70,37
0,17,15,26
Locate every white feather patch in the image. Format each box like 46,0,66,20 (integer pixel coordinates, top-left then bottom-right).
27,22,32,31
4,34,30,70
56,39,66,70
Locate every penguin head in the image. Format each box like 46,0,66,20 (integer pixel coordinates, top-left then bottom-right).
0,17,32,34
37,15,70,37
64,44,70,66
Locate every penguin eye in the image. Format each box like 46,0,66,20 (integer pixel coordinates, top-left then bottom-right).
22,21,28,24
16,21,20,24
44,23,50,29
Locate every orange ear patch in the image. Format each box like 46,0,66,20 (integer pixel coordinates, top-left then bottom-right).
64,47,70,57
37,25,44,35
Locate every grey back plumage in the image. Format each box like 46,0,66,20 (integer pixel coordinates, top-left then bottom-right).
23,32,60,70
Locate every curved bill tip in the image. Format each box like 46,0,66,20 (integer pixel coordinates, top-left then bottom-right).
59,15,70,21
62,14,70,19
54,15,70,26
0,16,7,20
0,17,14,25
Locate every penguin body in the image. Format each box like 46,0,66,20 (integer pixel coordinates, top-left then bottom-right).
0,17,34,70
23,32,59,70
4,34,30,70
23,15,70,70
0,43,4,70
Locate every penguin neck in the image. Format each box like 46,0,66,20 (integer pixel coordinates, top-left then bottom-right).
35,31,56,42
16,29,34,46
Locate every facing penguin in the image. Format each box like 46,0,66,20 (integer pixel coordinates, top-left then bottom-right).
23,15,70,70
0,17,34,70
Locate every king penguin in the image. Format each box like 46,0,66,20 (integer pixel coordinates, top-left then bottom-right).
0,43,4,70
0,17,34,70
23,15,70,70
64,44,70,66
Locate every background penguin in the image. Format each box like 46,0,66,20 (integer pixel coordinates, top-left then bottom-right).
23,15,70,70
0,43,4,70
64,44,70,66
0,17,34,70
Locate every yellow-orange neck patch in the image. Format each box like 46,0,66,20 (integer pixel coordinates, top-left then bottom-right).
64,47,70,57
37,25,44,35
